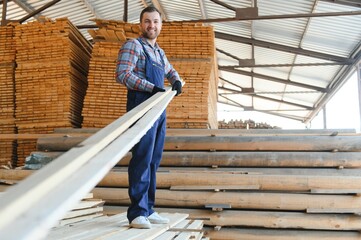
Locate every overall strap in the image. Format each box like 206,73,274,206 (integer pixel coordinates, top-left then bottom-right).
137,38,165,67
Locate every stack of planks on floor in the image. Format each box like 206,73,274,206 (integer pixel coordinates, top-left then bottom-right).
13,18,92,166
218,119,280,129
47,212,206,240
97,128,361,239
82,19,218,129
0,25,17,167
56,193,104,227
3,128,361,239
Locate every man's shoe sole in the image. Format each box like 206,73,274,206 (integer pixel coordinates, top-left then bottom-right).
130,223,151,229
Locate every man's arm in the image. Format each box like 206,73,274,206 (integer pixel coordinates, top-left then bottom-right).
162,51,183,96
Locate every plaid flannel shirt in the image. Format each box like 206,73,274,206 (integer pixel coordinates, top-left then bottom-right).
115,36,180,92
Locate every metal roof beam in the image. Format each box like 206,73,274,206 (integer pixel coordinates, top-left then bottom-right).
209,0,236,11
215,32,353,63
219,66,328,92
218,98,308,122
220,62,351,68
0,0,12,4
197,0,208,19
151,0,167,21
319,0,361,8
219,86,314,110
177,9,361,23
79,0,101,19
16,0,62,23
11,0,42,20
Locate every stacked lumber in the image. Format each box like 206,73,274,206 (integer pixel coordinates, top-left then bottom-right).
47,212,207,240
56,193,104,227
82,19,218,129
0,25,17,166
95,128,361,239
218,119,280,129
5,128,361,238
13,18,92,166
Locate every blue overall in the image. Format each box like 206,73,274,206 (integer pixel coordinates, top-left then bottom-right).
126,38,166,223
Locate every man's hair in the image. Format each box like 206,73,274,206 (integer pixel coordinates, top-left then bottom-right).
140,6,162,23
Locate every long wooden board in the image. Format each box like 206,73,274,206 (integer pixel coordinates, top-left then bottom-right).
0,87,177,239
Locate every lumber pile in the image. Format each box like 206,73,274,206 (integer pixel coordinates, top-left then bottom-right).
82,19,218,129
3,128,361,239
13,18,92,166
56,193,104,227
0,25,17,167
100,128,361,239
218,119,280,129
47,212,207,240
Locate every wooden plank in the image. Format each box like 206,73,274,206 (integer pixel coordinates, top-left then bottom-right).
57,212,103,226
154,220,190,240
163,135,361,151
5,169,361,192
0,87,177,239
203,227,361,240
47,213,129,239
170,185,260,191
165,128,357,136
93,188,361,213
34,134,361,153
100,213,189,240
14,150,361,168
174,220,204,240
62,206,103,220
103,206,361,231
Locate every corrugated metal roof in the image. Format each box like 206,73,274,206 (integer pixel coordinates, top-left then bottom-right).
1,0,360,124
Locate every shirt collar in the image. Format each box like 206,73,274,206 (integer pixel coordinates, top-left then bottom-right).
139,36,160,50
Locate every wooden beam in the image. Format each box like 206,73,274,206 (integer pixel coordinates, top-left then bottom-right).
103,206,361,231
7,150,361,169
0,88,177,239
203,227,361,240
34,134,361,152
93,188,361,213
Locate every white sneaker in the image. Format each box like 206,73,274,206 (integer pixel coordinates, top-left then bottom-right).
148,212,169,224
130,216,151,229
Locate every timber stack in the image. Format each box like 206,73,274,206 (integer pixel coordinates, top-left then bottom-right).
0,25,17,167
2,128,361,239
12,18,92,165
81,19,218,129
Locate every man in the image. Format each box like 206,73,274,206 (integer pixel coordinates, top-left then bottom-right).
115,6,182,229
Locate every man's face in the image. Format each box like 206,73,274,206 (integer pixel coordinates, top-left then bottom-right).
140,11,162,40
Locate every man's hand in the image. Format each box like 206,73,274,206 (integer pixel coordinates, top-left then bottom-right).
172,80,182,96
152,85,165,95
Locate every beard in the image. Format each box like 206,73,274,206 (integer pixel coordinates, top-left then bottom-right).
141,28,159,40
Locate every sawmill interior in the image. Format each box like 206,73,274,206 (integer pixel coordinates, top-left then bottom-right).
1,0,361,239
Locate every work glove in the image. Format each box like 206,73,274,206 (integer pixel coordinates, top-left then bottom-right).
172,80,182,96
152,85,165,95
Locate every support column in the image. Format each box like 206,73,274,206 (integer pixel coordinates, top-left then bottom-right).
1,0,7,26
357,61,361,132
322,106,327,129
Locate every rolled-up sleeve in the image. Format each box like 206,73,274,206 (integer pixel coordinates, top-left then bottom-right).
115,40,154,92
